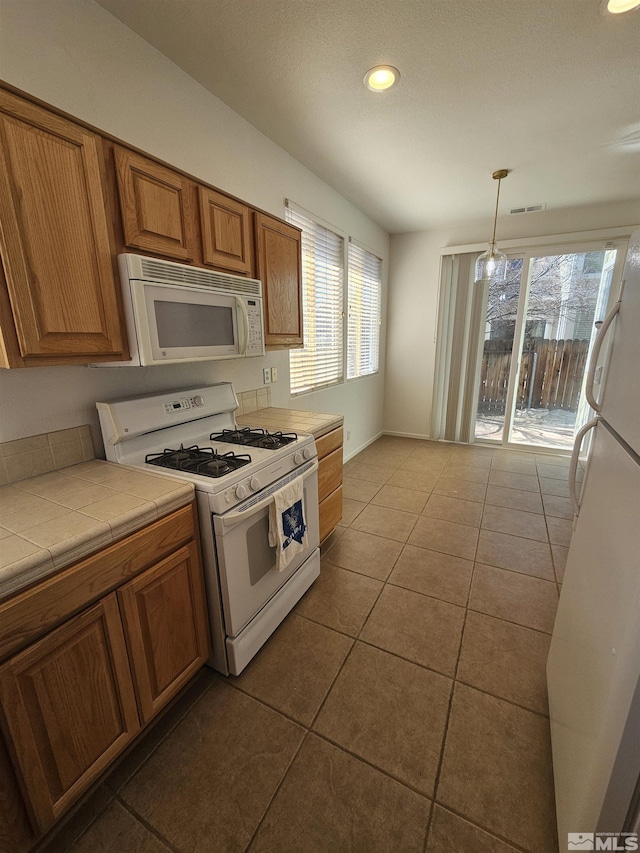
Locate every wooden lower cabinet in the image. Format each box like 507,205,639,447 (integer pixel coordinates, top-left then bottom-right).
316,427,343,542
319,485,343,543
118,542,210,724
0,503,209,846
0,595,140,834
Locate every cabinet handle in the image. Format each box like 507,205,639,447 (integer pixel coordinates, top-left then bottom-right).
569,417,599,516
236,297,249,355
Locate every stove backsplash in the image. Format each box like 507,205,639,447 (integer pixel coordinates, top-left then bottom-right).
0,388,270,487
236,386,271,415
0,425,95,487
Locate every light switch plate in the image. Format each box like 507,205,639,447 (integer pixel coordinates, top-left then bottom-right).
263,367,271,385
271,367,278,383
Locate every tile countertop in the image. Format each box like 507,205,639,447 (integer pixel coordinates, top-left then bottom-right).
236,407,343,439
0,460,194,603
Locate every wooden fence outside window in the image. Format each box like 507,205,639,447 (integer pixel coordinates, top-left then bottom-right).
477,337,590,414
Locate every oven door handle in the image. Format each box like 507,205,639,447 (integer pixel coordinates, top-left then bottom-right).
219,460,318,530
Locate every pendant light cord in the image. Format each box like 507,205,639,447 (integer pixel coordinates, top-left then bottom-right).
490,176,502,252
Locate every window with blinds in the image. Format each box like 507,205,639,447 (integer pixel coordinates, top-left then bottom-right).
286,202,344,395
347,241,381,380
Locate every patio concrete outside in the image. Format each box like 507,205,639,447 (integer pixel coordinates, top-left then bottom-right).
475,409,577,450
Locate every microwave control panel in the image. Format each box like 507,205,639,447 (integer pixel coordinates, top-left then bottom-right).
245,298,265,356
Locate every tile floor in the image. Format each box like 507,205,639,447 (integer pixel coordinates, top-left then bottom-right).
42,437,576,853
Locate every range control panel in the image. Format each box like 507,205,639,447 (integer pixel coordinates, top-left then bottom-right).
163,395,205,415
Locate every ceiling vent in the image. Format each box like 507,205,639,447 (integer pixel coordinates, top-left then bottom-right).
509,203,547,215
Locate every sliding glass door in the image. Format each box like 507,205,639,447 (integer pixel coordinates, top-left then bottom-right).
474,243,622,451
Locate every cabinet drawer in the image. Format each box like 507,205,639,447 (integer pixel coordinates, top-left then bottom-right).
319,486,343,543
315,427,343,460
318,447,343,503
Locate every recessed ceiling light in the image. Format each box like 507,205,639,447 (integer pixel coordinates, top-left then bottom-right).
601,0,640,12
364,65,400,92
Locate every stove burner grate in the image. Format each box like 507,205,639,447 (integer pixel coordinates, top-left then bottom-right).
145,444,252,478
210,427,298,450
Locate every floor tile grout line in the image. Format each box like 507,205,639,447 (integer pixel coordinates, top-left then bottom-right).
302,729,434,802
106,676,218,795
432,802,535,853
49,676,218,853
422,579,474,851
115,794,183,853
242,730,312,852
38,789,116,853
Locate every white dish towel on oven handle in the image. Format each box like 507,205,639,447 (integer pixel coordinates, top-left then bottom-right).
268,476,307,572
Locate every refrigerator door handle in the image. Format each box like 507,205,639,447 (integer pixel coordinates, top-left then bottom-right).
569,416,599,516
585,285,624,412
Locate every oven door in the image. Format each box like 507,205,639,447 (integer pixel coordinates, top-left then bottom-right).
212,460,319,638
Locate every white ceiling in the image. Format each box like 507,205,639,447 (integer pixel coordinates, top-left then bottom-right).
96,0,640,234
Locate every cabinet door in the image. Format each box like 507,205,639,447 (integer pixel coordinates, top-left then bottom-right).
254,212,303,348
0,90,126,363
117,543,210,724
319,485,343,543
318,447,343,503
198,187,254,275
115,147,193,261
0,595,139,834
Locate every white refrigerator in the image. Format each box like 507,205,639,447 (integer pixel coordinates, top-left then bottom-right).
547,227,640,848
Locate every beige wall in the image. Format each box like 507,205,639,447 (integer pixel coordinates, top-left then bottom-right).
0,0,389,458
384,200,640,438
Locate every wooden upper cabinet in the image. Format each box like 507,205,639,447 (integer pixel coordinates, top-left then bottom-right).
198,187,254,275
254,212,303,348
0,595,140,834
117,542,210,724
114,147,194,261
0,89,126,364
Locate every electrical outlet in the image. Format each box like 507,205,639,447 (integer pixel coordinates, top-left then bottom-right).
347,430,351,441
271,367,278,383
263,367,271,385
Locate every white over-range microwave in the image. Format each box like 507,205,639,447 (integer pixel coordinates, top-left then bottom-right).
93,253,266,367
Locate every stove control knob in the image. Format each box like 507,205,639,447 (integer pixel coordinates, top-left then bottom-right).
294,451,303,465
235,484,247,500
193,395,204,407
303,446,313,460
249,476,261,492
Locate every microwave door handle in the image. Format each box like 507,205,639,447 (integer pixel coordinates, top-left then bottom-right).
236,297,249,355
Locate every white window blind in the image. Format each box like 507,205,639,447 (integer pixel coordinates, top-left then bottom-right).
347,241,381,379
286,202,344,395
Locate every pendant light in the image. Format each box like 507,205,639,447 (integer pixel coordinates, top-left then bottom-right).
475,169,509,285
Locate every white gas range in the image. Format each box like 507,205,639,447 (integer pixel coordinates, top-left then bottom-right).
97,383,320,676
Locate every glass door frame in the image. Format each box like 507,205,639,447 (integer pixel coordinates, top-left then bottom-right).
474,238,627,454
